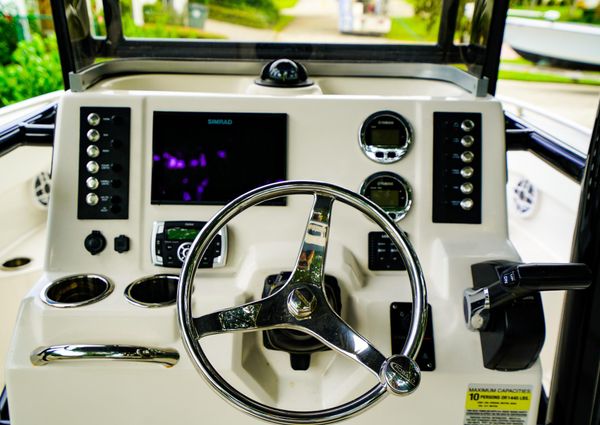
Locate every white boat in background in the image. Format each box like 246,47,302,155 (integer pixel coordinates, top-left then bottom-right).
504,16,600,69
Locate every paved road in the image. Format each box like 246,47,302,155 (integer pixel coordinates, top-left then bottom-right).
497,80,599,130
204,0,412,43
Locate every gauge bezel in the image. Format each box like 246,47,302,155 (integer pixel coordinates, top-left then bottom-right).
360,172,413,221
359,111,413,164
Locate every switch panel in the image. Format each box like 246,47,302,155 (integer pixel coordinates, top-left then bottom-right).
78,107,131,219
432,112,482,224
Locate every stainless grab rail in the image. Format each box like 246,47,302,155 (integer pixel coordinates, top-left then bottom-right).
31,344,180,367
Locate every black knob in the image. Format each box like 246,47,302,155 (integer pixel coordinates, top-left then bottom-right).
256,59,313,88
84,230,106,255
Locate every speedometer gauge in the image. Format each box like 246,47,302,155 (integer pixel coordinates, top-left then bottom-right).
360,172,413,221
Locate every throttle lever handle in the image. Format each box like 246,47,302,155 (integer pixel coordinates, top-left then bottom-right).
464,262,591,331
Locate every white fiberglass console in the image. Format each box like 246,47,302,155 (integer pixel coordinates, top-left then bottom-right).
6,72,541,425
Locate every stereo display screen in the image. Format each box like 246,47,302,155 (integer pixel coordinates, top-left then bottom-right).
151,112,287,205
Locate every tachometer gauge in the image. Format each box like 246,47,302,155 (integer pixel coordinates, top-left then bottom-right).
359,111,413,163
360,172,413,221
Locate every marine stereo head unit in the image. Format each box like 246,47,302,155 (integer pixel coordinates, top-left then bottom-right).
151,221,227,268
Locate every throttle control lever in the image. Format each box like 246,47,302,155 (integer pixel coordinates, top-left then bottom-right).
464,262,591,331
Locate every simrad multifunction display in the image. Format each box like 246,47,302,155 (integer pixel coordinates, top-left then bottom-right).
151,112,287,205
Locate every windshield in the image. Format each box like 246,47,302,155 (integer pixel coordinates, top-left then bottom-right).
54,0,502,87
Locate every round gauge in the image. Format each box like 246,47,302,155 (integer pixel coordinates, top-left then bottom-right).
359,111,413,163
360,172,412,221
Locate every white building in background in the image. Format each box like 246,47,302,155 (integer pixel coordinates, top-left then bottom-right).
130,0,189,26
0,0,32,39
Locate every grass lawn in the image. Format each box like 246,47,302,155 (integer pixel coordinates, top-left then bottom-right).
510,5,600,24
273,0,299,10
386,16,437,42
499,58,600,86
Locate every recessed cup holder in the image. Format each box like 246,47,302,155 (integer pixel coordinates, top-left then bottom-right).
1,257,32,271
41,274,114,308
124,274,179,308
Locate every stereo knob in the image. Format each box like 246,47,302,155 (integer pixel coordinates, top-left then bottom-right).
84,230,106,255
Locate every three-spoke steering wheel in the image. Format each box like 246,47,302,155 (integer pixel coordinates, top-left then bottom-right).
177,181,428,424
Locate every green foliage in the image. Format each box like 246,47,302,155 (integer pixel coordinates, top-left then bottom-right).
143,1,185,26
0,34,63,107
272,0,298,10
190,0,280,27
409,0,442,32
123,19,225,38
201,3,278,28
0,14,18,65
387,16,438,41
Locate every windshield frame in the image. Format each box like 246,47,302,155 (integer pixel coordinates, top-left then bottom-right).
50,0,509,94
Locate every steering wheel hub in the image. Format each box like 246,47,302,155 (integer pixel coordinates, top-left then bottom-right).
287,286,317,319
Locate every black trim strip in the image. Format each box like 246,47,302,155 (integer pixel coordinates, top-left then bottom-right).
548,104,600,425
0,103,57,158
50,0,74,90
505,111,586,182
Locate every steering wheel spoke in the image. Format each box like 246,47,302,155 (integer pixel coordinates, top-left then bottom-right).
289,194,335,287
193,294,286,338
300,307,386,377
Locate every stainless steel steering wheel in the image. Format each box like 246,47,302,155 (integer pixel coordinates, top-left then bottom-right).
177,181,428,424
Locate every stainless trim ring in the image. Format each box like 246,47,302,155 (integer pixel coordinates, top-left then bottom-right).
177,180,428,424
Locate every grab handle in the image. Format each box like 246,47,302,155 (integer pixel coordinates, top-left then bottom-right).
31,344,179,367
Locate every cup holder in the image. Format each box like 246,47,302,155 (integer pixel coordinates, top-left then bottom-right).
41,274,114,308
1,257,32,271
124,274,179,308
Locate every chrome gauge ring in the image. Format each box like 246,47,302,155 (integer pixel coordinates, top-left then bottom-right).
177,181,428,424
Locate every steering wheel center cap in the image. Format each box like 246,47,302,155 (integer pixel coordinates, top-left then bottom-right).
287,286,317,319
380,354,421,396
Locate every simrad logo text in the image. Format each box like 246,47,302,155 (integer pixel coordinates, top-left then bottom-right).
208,119,233,125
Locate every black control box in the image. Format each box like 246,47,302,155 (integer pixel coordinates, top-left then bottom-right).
151,221,227,268
77,107,131,219
432,112,482,224
391,302,435,371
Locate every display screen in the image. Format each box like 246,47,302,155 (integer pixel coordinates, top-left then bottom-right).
152,112,287,205
166,227,200,241
371,189,400,208
371,128,401,147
